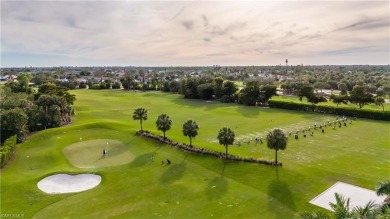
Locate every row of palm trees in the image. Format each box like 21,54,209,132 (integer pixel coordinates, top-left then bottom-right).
133,108,199,143
133,107,288,164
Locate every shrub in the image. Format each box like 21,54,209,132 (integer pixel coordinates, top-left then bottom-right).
99,82,107,89
79,82,87,89
268,100,390,121
91,84,101,89
220,95,235,103
0,135,17,168
112,81,121,89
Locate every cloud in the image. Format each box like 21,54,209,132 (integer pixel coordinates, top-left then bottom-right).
181,20,194,30
299,34,322,40
1,1,389,67
284,31,295,37
170,6,186,21
206,53,225,57
202,15,208,27
64,16,77,28
334,17,390,32
208,26,226,36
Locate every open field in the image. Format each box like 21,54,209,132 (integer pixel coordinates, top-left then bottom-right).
1,90,389,218
271,95,390,111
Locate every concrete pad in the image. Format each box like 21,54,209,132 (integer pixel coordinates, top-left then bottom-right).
38,174,101,194
310,181,387,211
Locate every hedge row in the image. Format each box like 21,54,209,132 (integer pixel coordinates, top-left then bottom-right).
136,130,281,166
268,100,390,121
0,135,17,168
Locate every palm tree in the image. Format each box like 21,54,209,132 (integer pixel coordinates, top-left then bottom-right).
376,180,390,196
300,210,330,219
285,58,288,74
182,120,199,146
352,200,378,218
133,108,148,131
330,193,379,219
156,114,172,139
266,128,288,165
376,179,390,205
329,193,351,219
217,127,235,157
302,193,381,219
123,72,133,90
139,69,145,92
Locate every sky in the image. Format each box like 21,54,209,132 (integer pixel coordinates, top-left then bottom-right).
1,1,389,67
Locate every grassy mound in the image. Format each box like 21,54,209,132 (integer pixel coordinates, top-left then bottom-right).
63,139,134,168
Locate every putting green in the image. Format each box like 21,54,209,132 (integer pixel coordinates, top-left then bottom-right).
63,139,134,168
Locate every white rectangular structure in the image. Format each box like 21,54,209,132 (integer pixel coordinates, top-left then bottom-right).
310,181,387,211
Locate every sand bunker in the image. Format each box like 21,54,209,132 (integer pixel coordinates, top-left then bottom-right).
310,181,386,211
37,174,101,194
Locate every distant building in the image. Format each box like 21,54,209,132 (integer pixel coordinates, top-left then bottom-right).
56,78,69,82
3,75,17,81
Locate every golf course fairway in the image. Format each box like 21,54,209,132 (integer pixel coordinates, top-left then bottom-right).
1,90,388,218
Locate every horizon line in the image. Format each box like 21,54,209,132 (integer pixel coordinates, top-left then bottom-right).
2,64,390,69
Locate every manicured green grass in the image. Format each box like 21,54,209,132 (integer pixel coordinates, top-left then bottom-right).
271,95,390,111
1,90,389,218
63,139,134,168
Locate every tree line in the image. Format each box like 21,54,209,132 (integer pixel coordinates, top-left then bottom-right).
3,64,389,97
12,71,386,111
282,82,385,111
1,82,76,144
6,67,388,106
177,76,278,106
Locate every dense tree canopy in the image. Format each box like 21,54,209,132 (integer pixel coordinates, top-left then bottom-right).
349,85,374,109
197,83,214,100
239,81,261,106
0,108,28,143
330,94,349,107
259,85,277,104
169,81,180,93
213,77,224,98
297,85,315,102
222,81,238,97
297,84,327,106
0,82,76,144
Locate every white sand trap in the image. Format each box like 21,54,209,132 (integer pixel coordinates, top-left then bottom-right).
310,182,387,211
38,174,101,194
